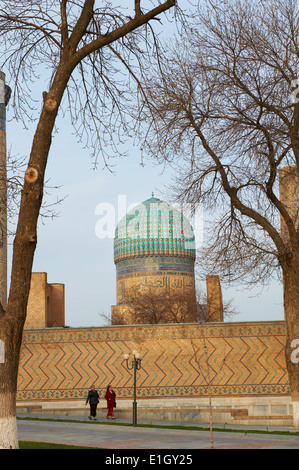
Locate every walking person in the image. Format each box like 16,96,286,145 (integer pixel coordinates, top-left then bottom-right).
85,384,100,420
105,384,116,419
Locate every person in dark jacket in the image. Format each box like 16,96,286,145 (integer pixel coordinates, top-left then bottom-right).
105,384,116,419
85,385,100,420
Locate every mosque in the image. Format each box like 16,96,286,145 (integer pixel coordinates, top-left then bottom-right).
0,71,296,426
16,193,291,426
111,194,222,325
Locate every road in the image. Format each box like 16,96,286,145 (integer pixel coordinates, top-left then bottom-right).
17,418,299,450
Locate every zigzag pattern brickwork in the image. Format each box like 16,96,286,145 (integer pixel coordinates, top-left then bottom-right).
17,321,290,402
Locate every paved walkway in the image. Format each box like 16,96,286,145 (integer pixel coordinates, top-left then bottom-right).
17,414,299,450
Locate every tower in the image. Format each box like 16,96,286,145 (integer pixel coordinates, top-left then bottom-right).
206,275,224,322
0,71,11,309
111,195,197,324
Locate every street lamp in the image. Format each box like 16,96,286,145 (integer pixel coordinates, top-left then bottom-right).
123,350,142,426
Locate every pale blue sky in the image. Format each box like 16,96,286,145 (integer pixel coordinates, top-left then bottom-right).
5,112,284,327
2,2,285,327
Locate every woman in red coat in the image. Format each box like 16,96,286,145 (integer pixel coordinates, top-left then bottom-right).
105,384,116,419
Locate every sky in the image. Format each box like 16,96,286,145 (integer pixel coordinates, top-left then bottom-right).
5,111,285,328
2,3,285,328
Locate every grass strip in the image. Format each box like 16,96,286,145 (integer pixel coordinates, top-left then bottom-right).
19,440,100,449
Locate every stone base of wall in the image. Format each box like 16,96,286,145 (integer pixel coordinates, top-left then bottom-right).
17,396,294,427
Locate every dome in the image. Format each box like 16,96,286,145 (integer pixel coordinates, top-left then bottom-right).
114,195,195,263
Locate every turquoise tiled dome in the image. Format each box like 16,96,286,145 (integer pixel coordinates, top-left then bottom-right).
114,196,195,263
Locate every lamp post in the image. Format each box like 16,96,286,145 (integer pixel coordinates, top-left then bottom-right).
123,350,142,426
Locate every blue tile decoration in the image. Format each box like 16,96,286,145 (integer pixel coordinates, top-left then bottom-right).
115,257,194,278
114,196,196,263
113,196,197,311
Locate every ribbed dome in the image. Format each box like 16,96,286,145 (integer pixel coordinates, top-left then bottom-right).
114,196,195,263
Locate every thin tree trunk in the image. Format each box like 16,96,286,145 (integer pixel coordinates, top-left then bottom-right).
192,329,214,448
282,256,299,428
208,393,213,449
204,338,214,449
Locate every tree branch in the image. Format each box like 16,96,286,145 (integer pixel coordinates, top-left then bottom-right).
60,0,69,48
135,0,142,18
68,0,95,54
187,111,285,255
71,0,175,66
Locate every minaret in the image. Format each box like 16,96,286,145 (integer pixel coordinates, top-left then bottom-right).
0,72,11,309
112,195,197,325
206,275,224,322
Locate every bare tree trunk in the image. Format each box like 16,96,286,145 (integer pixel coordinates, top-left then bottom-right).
0,317,23,448
203,335,213,449
282,256,299,428
0,67,68,449
191,330,214,448
208,394,213,449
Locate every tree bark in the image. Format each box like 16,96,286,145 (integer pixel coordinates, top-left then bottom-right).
0,316,23,448
282,254,299,428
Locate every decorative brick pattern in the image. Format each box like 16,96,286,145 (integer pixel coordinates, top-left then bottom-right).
17,321,289,402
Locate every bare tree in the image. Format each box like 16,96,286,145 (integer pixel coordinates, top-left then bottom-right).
102,283,237,325
111,287,196,325
129,289,196,325
191,330,227,449
99,309,126,326
0,0,176,448
137,0,299,426
196,289,238,323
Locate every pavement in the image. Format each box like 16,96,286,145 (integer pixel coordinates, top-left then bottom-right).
16,413,299,451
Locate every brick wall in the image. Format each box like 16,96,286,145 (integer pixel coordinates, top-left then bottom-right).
17,320,289,403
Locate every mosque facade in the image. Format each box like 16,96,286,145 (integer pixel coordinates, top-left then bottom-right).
14,185,294,425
